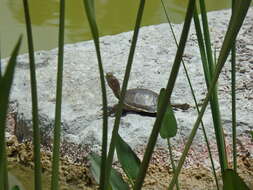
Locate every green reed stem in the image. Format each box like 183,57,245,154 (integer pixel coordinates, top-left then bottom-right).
198,0,228,172
22,0,42,189
168,1,252,188
193,9,220,189
133,0,196,189
104,0,146,189
51,0,65,189
161,0,219,190
0,36,22,190
167,139,179,190
231,0,237,172
161,1,219,188
82,0,108,188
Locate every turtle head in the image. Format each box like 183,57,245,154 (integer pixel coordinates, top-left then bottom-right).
106,72,121,99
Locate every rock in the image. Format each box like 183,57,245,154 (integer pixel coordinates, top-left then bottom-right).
1,8,253,156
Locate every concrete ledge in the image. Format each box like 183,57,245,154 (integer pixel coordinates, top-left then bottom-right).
1,8,252,157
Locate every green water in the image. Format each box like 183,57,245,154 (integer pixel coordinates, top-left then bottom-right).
8,162,79,190
8,172,25,190
0,0,236,58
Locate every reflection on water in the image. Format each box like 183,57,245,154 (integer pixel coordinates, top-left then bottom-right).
0,0,236,58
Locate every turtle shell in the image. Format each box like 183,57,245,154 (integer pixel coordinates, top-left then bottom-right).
124,88,158,113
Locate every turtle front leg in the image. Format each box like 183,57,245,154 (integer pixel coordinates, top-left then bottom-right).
107,104,118,116
107,104,127,117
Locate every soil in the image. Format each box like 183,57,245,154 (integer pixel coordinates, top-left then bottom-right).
5,129,253,190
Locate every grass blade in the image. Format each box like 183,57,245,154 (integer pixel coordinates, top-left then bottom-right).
22,0,42,189
158,88,179,188
89,153,129,190
198,0,228,172
161,2,219,188
83,0,108,188
193,8,220,189
158,88,177,139
231,0,237,172
50,0,65,189
115,134,141,184
167,139,180,190
222,169,250,190
168,1,252,188
0,36,22,190
104,0,146,189
133,0,196,188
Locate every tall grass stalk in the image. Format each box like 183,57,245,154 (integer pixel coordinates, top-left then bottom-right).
168,1,252,188
198,0,228,172
231,0,237,172
103,0,146,189
22,0,42,189
133,0,196,189
192,8,220,189
50,0,65,189
82,0,108,188
161,1,219,188
167,139,179,190
0,36,22,190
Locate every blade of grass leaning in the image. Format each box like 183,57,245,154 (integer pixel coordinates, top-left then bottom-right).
158,88,177,139
199,0,228,171
222,169,250,190
168,1,252,188
167,139,180,190
50,0,65,189
115,134,141,185
0,36,22,190
231,0,237,172
83,0,108,188
89,153,129,190
198,0,228,172
22,0,42,189
161,2,219,188
193,10,222,190
192,8,220,189
158,88,179,189
104,0,146,189
193,9,210,85
198,0,214,75
133,0,196,189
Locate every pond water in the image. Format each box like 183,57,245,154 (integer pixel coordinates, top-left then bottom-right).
0,0,235,58
8,162,79,190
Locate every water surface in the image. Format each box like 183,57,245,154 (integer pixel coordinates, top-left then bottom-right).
0,0,233,58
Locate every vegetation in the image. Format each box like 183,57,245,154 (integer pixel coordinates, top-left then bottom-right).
0,0,252,189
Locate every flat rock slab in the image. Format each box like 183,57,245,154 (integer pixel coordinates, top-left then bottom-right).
1,8,253,156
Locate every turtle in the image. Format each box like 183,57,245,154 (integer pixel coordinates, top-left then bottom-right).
105,72,190,116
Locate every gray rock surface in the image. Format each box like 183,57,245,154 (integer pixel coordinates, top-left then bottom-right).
1,8,252,155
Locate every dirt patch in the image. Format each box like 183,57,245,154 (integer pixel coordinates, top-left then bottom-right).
5,133,253,190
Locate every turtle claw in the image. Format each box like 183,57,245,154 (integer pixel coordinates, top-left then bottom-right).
107,106,116,117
